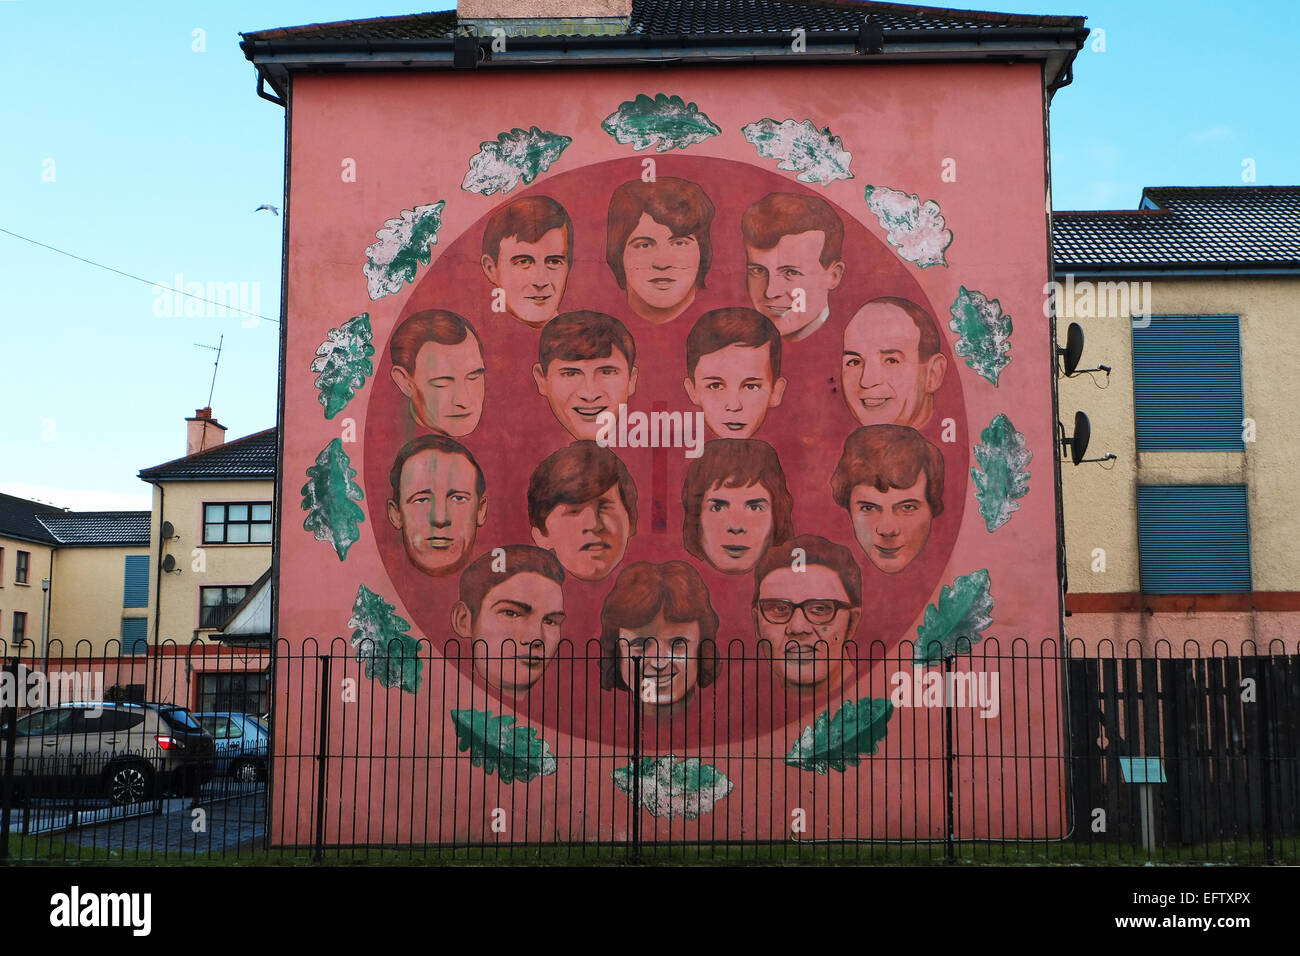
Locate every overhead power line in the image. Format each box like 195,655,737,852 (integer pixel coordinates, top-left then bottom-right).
0,225,280,325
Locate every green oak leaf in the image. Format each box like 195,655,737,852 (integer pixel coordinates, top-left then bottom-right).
309,312,374,419
971,413,1032,532
949,286,1013,385
611,755,733,819
785,697,894,775
450,709,557,784
461,126,572,196
300,438,365,561
741,118,853,185
348,584,422,693
601,93,721,152
914,569,995,664
364,201,445,300
863,184,952,268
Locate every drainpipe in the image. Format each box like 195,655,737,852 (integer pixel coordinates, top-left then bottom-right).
150,480,166,701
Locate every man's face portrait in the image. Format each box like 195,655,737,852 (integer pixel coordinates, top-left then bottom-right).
849,474,934,574
617,612,701,708
754,564,860,690
454,572,566,693
622,212,701,322
390,338,485,437
698,481,774,574
532,484,632,582
745,230,844,337
532,351,638,441
386,449,487,577
841,302,947,429
480,227,570,328
684,343,786,439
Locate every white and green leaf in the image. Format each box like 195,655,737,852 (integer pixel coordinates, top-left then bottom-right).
863,184,952,268
363,201,446,300
741,118,853,185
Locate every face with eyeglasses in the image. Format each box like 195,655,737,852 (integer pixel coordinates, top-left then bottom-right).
753,564,860,690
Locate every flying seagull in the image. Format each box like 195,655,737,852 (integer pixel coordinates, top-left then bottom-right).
253,204,280,215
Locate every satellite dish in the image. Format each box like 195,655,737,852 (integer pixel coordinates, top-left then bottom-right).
160,520,175,540
1063,323,1084,376
161,554,177,573
1071,411,1092,465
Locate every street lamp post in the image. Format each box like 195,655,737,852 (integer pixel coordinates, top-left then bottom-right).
40,578,50,674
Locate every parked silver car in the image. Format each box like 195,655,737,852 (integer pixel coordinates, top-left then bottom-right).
195,712,268,783
2,702,216,805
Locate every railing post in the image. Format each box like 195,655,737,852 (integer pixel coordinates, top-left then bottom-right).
313,653,331,865
630,655,642,864
1260,662,1275,863
944,652,956,863
1,656,18,863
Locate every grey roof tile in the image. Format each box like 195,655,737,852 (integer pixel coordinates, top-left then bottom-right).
242,0,1082,42
138,428,277,482
37,511,152,546
1054,186,1300,271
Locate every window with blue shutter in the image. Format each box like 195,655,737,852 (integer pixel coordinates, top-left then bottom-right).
121,618,149,654
1137,485,1251,594
123,555,149,608
1132,315,1245,451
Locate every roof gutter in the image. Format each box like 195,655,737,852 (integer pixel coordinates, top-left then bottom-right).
241,25,1087,100
1056,264,1300,278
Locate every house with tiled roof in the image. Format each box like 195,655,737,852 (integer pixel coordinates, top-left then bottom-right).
0,493,150,659
134,408,276,713
1052,186,1300,650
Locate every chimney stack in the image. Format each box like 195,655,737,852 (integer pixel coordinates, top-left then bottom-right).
457,0,631,23
186,407,228,456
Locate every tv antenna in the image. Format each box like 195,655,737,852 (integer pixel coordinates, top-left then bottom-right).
195,335,224,407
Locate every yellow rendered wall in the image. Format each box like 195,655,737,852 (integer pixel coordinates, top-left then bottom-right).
0,535,54,651
1057,274,1300,648
47,545,150,654
150,479,274,646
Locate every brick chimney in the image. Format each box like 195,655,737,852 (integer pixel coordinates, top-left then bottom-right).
458,0,631,20
186,407,228,456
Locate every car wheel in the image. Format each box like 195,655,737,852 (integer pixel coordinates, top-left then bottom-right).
231,759,261,784
105,762,153,806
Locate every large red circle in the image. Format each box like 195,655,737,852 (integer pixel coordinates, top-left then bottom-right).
363,155,968,746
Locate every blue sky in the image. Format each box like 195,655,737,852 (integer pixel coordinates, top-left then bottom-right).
1,0,1295,510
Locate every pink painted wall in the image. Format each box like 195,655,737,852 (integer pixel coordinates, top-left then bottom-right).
276,61,1063,845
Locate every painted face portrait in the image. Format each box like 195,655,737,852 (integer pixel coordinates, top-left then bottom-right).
386,442,487,577
480,228,570,328
741,192,845,341
841,299,947,429
533,311,639,441
533,350,637,441
599,561,719,710
533,485,632,582
618,613,701,709
830,424,945,576
623,212,701,322
606,178,715,325
849,475,933,574
699,482,774,573
685,342,786,438
754,564,859,691
745,231,844,338
682,438,794,575
454,572,566,693
479,195,574,328
390,338,485,437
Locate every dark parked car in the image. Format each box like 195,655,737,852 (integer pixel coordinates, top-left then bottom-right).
1,702,216,805
195,712,268,783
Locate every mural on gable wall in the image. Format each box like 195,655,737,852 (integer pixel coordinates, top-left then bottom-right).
280,63,1063,843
